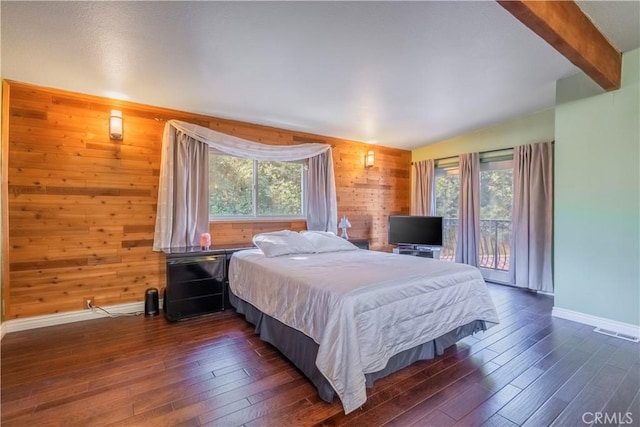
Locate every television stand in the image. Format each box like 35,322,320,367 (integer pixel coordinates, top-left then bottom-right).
392,245,441,259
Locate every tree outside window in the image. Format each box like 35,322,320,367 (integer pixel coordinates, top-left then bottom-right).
209,153,304,219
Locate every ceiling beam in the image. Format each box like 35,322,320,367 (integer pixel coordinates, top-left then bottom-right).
497,0,621,91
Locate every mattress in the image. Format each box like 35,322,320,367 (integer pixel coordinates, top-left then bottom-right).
229,249,499,414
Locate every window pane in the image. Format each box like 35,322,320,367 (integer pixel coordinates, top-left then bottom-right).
479,168,513,271
480,169,512,220
209,155,253,216
435,170,459,261
435,172,459,219
257,161,303,216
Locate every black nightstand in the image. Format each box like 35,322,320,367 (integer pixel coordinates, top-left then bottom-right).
164,250,226,321
163,245,254,321
348,239,369,250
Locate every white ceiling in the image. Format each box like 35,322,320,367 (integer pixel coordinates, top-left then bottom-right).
2,1,639,150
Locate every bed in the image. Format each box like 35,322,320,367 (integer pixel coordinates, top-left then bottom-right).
228,232,499,414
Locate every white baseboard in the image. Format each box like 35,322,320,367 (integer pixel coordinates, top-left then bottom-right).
0,322,7,341
552,306,640,339
2,300,162,336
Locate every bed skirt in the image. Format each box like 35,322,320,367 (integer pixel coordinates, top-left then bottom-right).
229,292,487,403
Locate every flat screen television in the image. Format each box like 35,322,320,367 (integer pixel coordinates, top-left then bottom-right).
388,215,443,247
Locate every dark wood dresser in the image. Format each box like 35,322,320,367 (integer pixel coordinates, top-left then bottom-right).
163,246,253,321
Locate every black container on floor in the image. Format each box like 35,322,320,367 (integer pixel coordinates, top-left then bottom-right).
144,288,159,316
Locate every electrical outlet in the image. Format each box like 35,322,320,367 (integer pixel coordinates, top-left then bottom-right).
84,297,94,309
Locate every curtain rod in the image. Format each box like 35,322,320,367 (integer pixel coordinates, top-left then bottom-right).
410,141,554,164
411,148,509,165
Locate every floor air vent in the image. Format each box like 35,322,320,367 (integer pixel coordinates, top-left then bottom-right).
593,327,639,343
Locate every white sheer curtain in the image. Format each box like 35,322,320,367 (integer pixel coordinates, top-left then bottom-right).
455,153,480,266
413,159,435,215
153,120,337,250
510,142,553,292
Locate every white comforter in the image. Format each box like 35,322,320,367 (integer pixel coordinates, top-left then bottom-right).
229,249,499,414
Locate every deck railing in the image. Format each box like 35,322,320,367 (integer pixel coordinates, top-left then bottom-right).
441,218,511,271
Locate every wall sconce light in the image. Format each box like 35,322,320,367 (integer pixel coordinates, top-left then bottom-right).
365,150,375,168
110,110,123,140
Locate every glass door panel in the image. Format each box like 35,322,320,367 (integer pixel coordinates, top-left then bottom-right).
479,160,513,283
434,167,459,262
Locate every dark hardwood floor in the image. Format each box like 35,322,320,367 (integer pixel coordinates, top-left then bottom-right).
2,284,638,426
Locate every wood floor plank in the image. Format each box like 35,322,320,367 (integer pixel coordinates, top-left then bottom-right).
411,409,456,427
317,360,456,426
168,370,296,412
0,381,90,421
498,347,594,424
521,397,569,427
2,283,638,427
132,368,249,414
438,383,495,421
480,334,580,394
625,390,640,425
510,366,545,389
201,381,317,425
550,363,629,426
2,391,135,427
453,384,522,427
552,341,617,403
244,397,318,427
336,353,500,426
519,339,620,426
606,342,640,370
383,367,496,426
482,413,519,427
246,377,314,405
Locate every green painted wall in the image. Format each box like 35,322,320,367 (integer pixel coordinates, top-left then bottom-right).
412,109,555,162
555,48,640,326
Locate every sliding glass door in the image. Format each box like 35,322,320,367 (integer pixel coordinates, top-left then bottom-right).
434,158,514,284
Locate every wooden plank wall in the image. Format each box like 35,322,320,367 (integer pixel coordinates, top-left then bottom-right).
3,80,411,319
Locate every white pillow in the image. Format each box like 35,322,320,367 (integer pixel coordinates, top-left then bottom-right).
300,230,359,253
252,230,317,258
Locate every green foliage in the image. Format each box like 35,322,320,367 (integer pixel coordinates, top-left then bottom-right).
435,173,459,219
209,154,303,217
257,161,302,215
435,168,513,221
209,155,253,216
480,169,513,220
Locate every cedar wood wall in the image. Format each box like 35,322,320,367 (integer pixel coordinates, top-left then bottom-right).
2,81,411,319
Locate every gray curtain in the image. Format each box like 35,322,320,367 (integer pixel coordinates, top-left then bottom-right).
510,142,553,292
307,150,338,233
413,159,435,215
455,153,480,266
169,132,210,248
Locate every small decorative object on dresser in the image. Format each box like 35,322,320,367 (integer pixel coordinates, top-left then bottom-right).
338,216,352,239
200,233,211,250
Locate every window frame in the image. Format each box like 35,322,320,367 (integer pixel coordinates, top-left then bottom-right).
208,151,307,221
480,158,513,172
